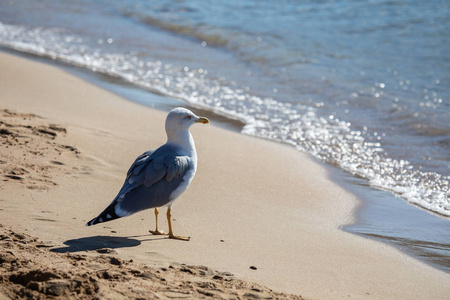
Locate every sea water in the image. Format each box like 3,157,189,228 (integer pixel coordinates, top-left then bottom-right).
0,0,448,271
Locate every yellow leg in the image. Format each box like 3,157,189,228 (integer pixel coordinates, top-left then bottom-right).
149,207,166,235
167,208,190,241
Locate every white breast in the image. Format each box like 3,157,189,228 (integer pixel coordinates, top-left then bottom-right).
167,161,197,207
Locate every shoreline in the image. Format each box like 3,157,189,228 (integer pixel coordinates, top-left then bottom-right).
6,46,449,274
0,46,247,134
1,51,449,299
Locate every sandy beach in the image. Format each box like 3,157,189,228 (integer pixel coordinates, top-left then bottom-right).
1,52,449,299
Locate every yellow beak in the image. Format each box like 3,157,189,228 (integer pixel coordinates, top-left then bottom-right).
195,117,210,124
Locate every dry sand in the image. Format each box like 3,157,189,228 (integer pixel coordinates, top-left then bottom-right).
0,51,449,299
0,225,302,299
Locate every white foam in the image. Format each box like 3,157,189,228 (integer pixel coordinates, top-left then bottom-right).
0,22,448,216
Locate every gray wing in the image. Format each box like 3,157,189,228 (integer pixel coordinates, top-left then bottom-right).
86,145,193,226
125,149,156,180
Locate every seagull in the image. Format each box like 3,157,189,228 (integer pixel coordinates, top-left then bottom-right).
86,107,209,241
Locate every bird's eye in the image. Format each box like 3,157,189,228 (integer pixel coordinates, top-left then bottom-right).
186,115,192,120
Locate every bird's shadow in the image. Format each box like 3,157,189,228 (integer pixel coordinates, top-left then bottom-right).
50,234,162,253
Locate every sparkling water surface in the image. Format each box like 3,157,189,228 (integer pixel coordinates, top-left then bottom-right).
1,0,449,271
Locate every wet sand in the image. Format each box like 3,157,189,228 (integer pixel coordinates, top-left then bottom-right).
1,52,449,299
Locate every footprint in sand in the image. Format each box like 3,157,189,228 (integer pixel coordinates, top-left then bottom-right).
0,109,82,190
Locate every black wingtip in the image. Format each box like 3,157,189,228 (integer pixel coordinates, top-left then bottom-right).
85,219,95,227
85,217,99,227
86,203,122,227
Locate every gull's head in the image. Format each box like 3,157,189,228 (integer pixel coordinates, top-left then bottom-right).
165,107,209,135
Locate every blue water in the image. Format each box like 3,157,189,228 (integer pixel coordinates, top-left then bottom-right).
0,0,449,271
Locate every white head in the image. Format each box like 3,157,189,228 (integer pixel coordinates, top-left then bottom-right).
165,107,209,141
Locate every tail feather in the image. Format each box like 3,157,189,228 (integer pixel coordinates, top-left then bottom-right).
86,201,122,226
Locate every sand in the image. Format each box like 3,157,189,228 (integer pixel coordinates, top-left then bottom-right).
0,51,449,299
0,225,302,299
